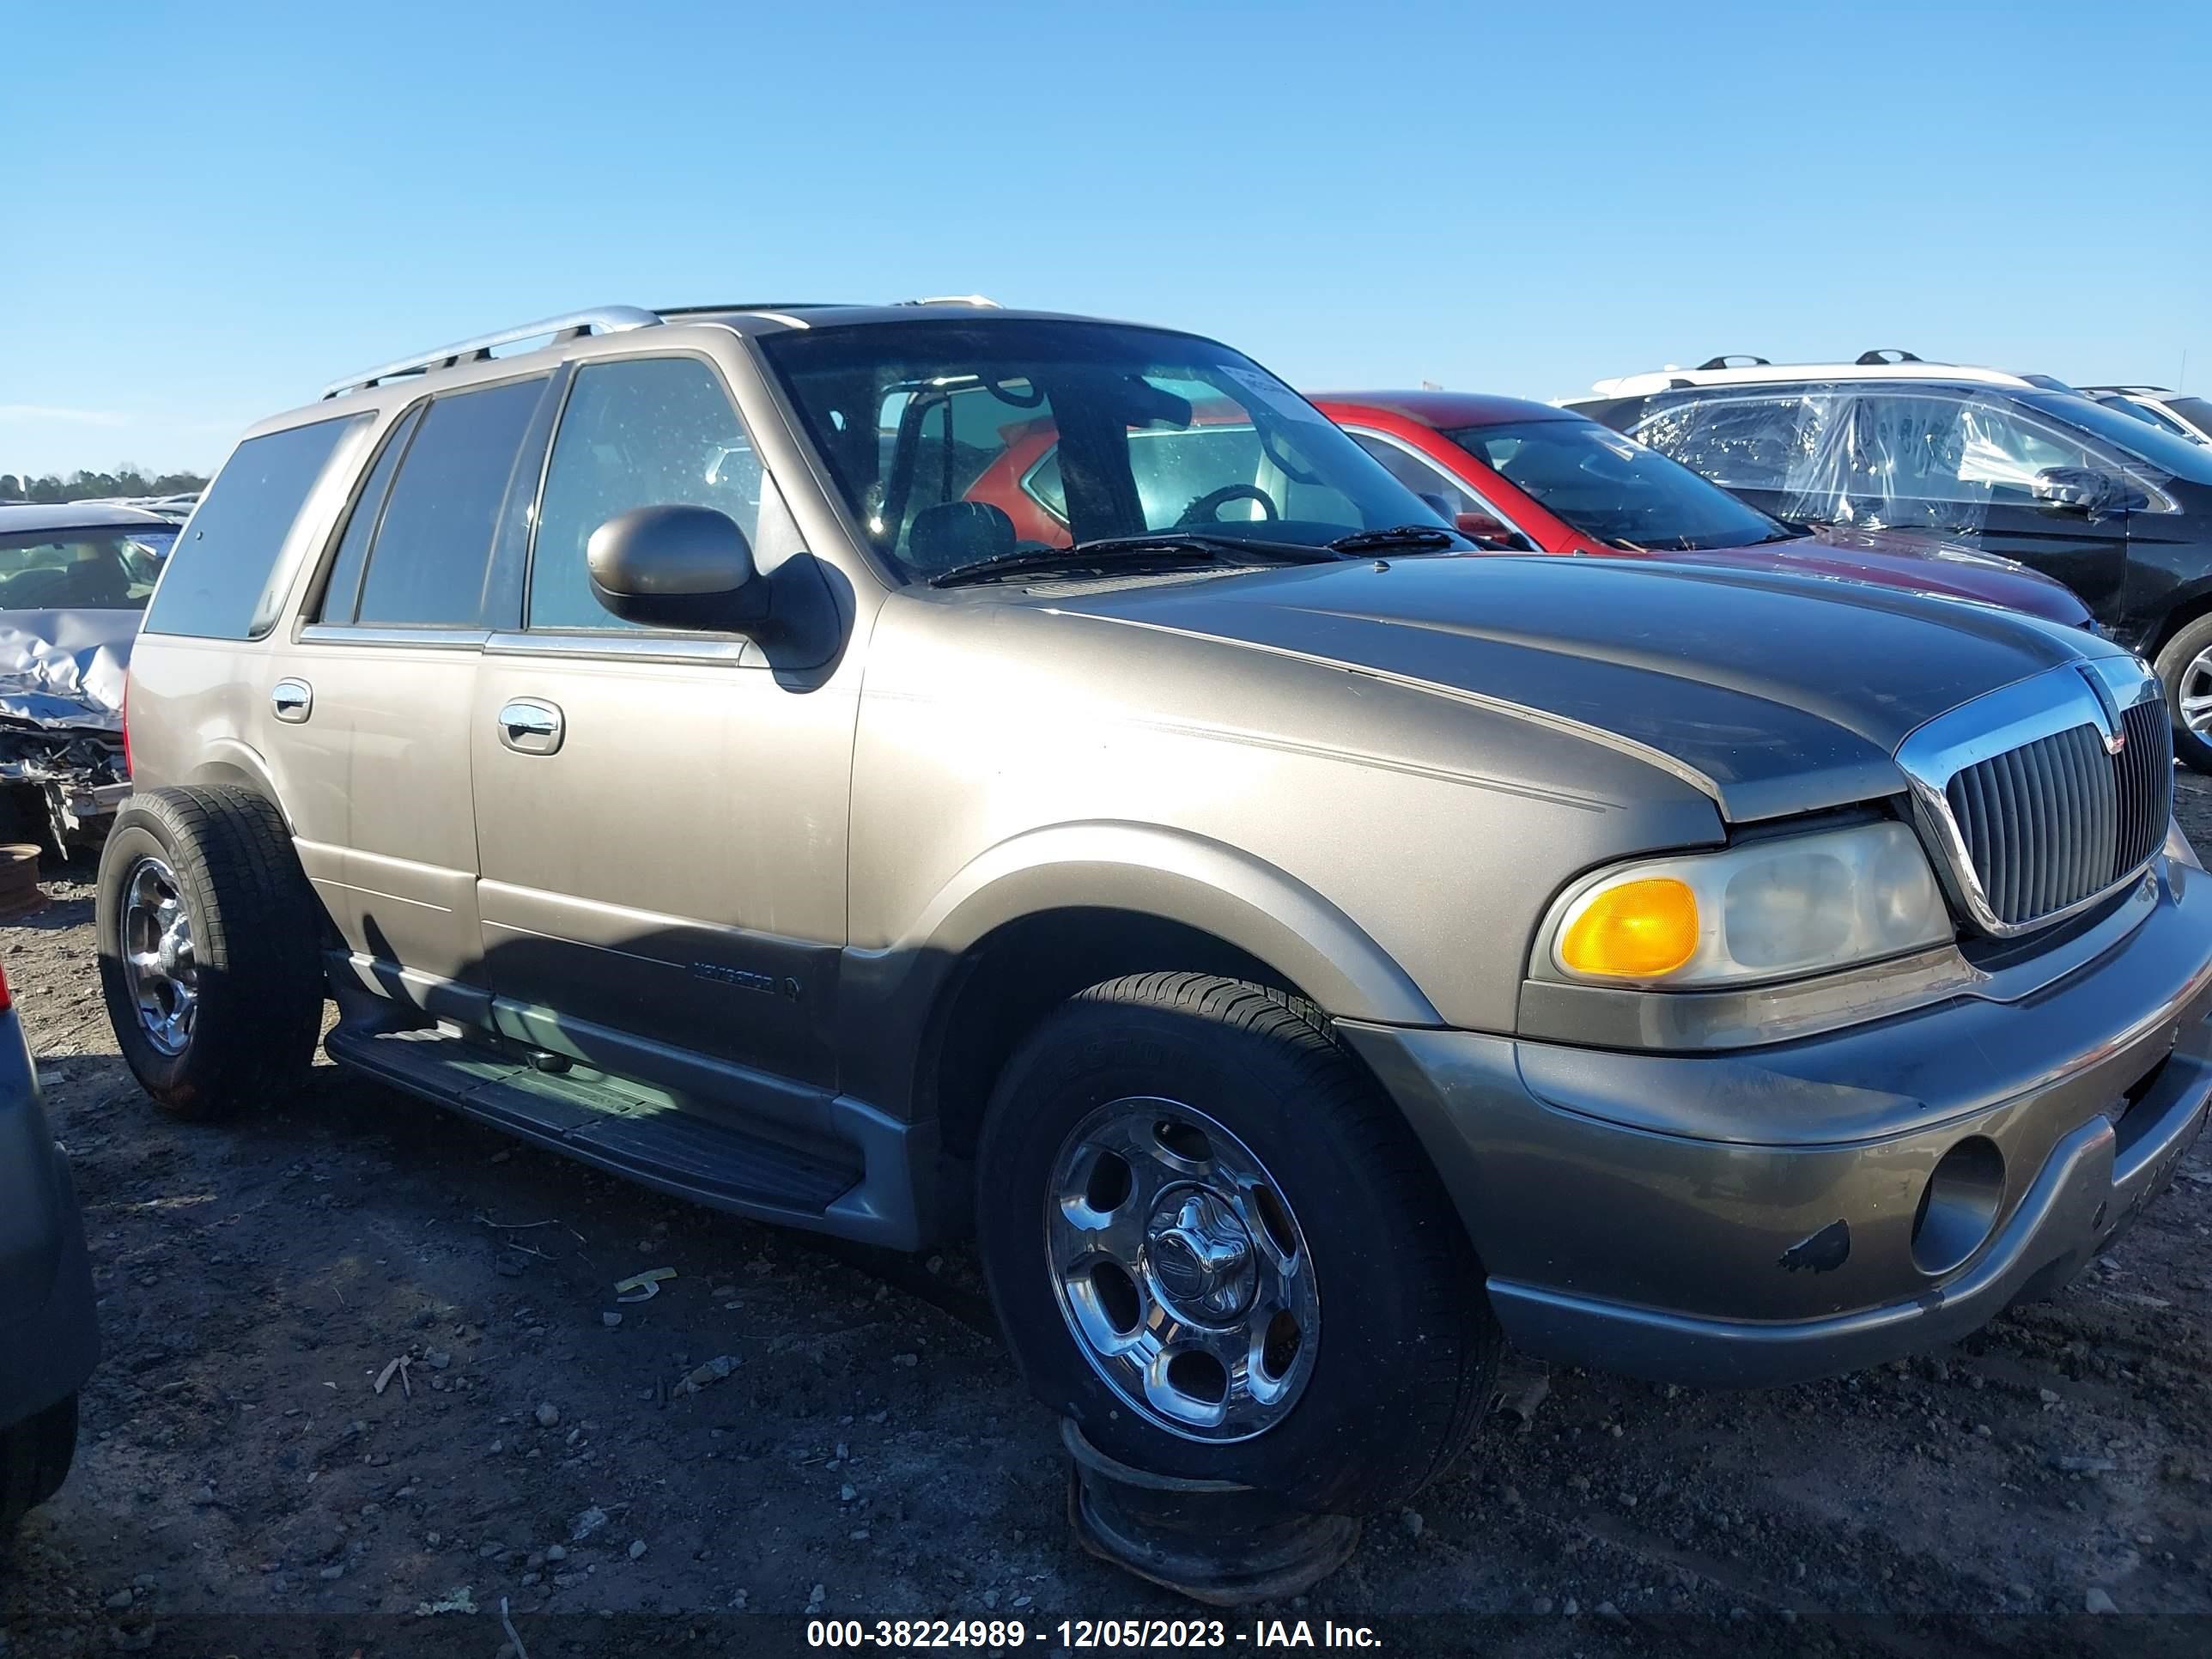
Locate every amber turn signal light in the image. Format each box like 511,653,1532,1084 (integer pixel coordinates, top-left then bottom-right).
1557,877,1699,979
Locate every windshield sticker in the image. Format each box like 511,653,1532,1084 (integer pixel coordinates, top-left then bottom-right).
1219,366,1331,426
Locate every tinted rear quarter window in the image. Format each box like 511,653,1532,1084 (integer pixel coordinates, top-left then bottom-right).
144,414,367,639
354,377,547,627
317,403,424,623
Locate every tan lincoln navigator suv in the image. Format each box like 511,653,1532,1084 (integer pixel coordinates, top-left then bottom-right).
101,301,2212,1519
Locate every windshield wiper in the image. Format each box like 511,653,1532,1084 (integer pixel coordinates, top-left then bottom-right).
927,533,1343,590
1326,524,1461,554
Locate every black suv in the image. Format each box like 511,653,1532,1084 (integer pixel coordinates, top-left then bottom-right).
1570,364,2212,768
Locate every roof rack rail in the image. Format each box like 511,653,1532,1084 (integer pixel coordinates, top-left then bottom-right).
321,306,662,400
653,301,843,318
893,294,1001,308
1695,355,1770,370
1855,349,1923,365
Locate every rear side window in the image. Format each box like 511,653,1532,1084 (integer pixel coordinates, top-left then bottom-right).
143,414,366,639
352,377,547,628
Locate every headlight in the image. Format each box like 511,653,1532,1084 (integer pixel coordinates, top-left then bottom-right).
1541,820,1952,988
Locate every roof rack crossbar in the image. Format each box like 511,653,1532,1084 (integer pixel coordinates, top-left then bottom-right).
1695,355,1771,370
1855,348,1924,365
893,294,1001,308
320,306,664,399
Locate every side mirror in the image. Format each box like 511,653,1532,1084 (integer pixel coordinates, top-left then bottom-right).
2032,466,2144,521
1455,509,1534,551
587,504,769,630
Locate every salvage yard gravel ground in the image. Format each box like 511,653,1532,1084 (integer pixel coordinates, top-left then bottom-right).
8,784,2212,1657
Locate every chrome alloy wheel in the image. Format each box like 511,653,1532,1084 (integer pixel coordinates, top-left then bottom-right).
2180,647,2212,738
120,856,198,1056
1045,1097,1318,1442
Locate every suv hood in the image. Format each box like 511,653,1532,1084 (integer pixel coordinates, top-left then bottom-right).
1046,554,2114,822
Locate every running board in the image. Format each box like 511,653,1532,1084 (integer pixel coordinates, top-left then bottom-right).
325,1022,862,1224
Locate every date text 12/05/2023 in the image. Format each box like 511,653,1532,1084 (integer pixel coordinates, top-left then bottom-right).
805,1618,1384,1649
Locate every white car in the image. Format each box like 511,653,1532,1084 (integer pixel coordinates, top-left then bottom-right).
2081,386,2212,447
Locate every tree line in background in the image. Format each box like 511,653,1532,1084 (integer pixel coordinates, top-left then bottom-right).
1,469,210,504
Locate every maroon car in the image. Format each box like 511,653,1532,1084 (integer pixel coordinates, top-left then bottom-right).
1311,391,2096,628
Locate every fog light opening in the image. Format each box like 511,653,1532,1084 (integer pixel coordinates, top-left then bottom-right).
1911,1137,2006,1276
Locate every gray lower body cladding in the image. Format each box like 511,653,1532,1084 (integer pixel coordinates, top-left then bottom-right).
1340,850,2212,1386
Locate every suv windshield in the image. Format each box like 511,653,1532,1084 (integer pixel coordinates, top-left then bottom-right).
0,524,175,611
760,319,1443,580
2022,392,2212,485
1447,419,1789,552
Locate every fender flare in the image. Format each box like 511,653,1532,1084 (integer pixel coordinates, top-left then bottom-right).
883,820,1442,1028
183,738,294,830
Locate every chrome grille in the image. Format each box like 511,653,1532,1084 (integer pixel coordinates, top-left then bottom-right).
1942,699,2172,929
2115,696,2174,874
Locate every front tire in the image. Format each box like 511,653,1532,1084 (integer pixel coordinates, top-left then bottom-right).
95,787,325,1121
2154,614,2212,773
975,973,1500,1516
0,1393,78,1528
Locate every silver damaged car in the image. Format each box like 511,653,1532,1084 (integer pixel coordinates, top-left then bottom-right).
0,503,168,856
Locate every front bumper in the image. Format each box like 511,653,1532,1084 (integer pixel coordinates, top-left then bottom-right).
0,1012,99,1427
1341,851,2212,1387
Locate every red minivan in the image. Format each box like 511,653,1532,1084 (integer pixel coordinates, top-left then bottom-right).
1310,391,2095,628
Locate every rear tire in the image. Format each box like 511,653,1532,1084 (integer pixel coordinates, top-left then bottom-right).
95,787,325,1121
0,1393,79,1528
975,972,1500,1516
2153,614,2212,774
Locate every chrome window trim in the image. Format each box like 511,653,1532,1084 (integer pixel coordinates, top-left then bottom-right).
1340,426,1529,539
1895,659,2165,939
296,623,491,651
483,629,754,668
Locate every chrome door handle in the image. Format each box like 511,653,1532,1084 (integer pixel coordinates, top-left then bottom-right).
271,678,313,723
496,697,564,756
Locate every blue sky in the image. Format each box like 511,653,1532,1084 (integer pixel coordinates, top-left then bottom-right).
7,0,2208,477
